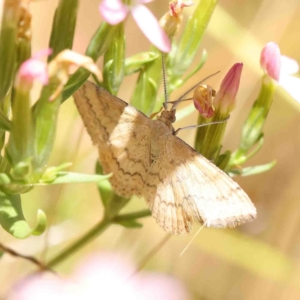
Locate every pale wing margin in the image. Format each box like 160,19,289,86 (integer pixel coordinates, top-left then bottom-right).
73,81,153,197
145,133,256,234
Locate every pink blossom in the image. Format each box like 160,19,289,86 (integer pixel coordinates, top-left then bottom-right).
8,252,188,300
15,49,52,89
213,63,243,114
260,42,281,81
193,85,215,118
99,0,171,52
260,42,300,102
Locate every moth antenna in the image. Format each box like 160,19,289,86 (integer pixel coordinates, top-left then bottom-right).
171,71,220,110
179,223,206,257
174,116,230,135
162,53,169,110
165,97,193,104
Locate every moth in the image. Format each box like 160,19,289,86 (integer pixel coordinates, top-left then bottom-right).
73,81,256,234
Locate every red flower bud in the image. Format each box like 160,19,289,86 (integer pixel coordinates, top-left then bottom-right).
213,63,243,115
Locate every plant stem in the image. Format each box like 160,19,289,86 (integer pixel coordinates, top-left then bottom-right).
113,209,151,223
47,209,151,268
47,217,111,268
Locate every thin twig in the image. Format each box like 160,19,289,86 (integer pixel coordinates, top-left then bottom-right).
0,242,54,272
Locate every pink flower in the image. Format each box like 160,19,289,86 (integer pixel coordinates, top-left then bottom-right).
8,252,188,300
260,42,281,81
260,42,300,102
193,85,215,118
99,0,171,53
15,49,52,89
213,63,243,114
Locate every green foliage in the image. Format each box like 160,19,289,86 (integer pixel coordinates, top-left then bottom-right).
48,0,79,61
0,192,46,238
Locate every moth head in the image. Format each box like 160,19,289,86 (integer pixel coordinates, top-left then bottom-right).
160,109,176,124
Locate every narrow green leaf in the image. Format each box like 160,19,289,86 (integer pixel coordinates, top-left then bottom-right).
229,134,264,167
216,150,231,171
62,68,90,102
130,46,162,114
124,52,159,75
38,171,111,185
103,24,125,94
131,70,159,114
0,110,11,131
48,0,79,61
39,162,72,182
6,87,33,181
170,0,217,79
86,23,119,60
32,81,62,180
0,1,19,102
0,193,47,238
239,77,277,153
239,160,277,177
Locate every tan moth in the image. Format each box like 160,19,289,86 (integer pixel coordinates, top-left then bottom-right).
73,81,256,234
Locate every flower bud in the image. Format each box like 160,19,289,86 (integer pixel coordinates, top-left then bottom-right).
260,42,281,81
15,49,52,91
160,0,194,37
213,63,243,115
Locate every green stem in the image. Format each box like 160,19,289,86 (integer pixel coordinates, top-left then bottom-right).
47,217,111,267
113,209,151,223
47,209,151,268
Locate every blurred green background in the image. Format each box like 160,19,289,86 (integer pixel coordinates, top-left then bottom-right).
1,0,300,299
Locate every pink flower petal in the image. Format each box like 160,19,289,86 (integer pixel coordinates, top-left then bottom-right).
131,4,171,53
213,63,243,114
16,49,51,87
19,60,49,85
8,275,75,300
99,0,128,25
260,42,281,81
8,252,189,300
140,0,154,3
33,48,53,59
